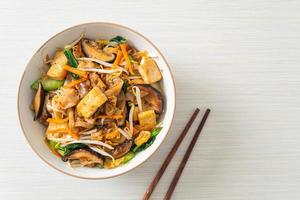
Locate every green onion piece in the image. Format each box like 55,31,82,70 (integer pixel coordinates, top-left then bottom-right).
151,127,162,137
63,48,79,79
132,145,139,153
140,137,156,152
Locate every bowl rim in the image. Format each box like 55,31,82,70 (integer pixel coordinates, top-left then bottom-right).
17,22,176,179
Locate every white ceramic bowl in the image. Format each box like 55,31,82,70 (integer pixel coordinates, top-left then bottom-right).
17,22,176,179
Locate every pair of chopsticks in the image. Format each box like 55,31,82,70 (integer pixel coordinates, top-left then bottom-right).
143,108,210,200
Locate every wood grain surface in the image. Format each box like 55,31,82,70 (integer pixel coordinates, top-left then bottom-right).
1,0,300,199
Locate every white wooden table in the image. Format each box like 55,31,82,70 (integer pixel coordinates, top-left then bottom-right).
1,0,300,199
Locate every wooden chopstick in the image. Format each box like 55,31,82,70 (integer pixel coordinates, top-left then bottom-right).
143,108,200,200
163,108,211,200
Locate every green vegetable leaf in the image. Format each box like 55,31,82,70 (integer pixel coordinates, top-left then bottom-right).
122,151,135,164
63,143,87,155
131,127,163,153
57,149,66,156
151,127,162,137
48,140,65,156
64,48,79,79
31,79,41,90
48,140,86,156
110,36,127,44
49,140,58,149
137,137,156,153
132,137,156,153
132,144,139,153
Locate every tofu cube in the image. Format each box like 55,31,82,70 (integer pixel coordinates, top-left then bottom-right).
46,122,68,138
76,87,107,118
139,57,162,84
47,50,68,80
134,131,151,146
138,110,157,131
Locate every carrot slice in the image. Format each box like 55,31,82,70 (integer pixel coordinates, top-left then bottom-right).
67,128,80,140
63,65,87,78
120,44,134,75
63,77,87,88
112,50,123,69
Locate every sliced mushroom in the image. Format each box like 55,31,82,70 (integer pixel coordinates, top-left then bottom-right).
110,134,126,145
111,140,133,159
82,39,115,62
33,83,45,120
126,85,163,114
62,147,104,167
103,46,118,54
38,94,51,125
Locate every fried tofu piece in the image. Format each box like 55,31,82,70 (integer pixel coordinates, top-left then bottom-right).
47,50,68,80
46,122,68,138
134,131,151,146
139,57,162,84
47,122,68,132
76,87,107,118
138,110,157,131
